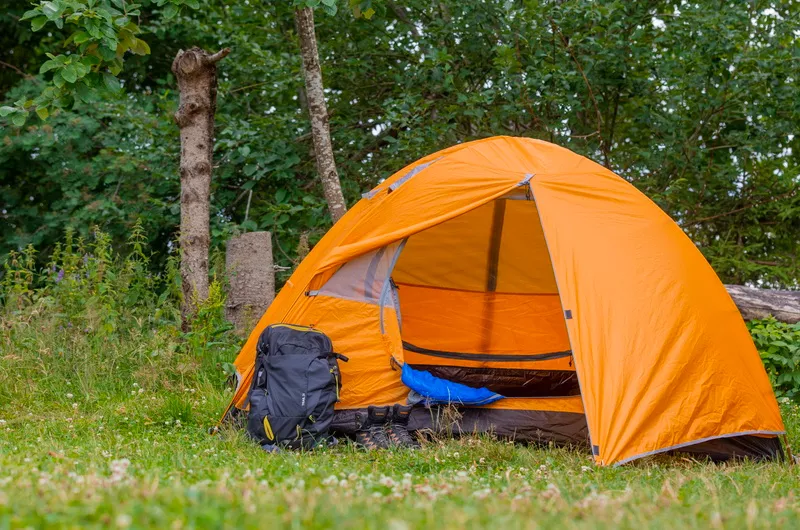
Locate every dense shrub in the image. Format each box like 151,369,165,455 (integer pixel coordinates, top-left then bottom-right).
748,318,800,402
0,225,239,412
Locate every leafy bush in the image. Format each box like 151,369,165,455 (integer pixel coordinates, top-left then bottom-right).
0,224,239,412
748,318,800,402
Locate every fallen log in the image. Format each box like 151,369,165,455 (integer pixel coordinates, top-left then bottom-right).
726,285,800,324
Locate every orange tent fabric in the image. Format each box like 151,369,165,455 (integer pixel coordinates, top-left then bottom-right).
222,136,784,465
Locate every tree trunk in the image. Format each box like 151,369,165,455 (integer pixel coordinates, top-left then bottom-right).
172,46,230,330
294,7,347,223
726,285,800,324
225,231,275,334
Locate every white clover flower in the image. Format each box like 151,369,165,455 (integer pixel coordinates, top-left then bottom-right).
66,393,74,399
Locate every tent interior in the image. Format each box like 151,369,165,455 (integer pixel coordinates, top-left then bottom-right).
390,191,579,401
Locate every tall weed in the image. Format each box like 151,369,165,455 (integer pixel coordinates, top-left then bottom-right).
0,224,240,417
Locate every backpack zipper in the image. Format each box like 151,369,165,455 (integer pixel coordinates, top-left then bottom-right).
262,416,275,441
272,323,325,334
330,368,340,400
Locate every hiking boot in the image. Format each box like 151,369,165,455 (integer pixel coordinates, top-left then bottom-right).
353,406,392,450
386,404,421,449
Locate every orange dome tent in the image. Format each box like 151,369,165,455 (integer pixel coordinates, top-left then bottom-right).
221,136,785,465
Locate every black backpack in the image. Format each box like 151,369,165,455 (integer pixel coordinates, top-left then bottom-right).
246,324,347,450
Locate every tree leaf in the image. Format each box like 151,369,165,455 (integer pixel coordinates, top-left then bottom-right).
40,59,59,74
162,3,178,19
31,16,49,32
52,71,65,88
72,31,91,44
41,1,60,20
0,106,16,117
61,64,78,83
129,38,151,56
11,112,26,127
20,9,39,21
103,73,121,92
75,81,93,102
35,106,49,120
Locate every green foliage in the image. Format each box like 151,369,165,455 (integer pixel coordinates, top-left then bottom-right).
2,223,167,333
1,0,798,287
294,0,339,17
4,0,196,124
749,318,800,402
0,227,242,432
0,79,179,263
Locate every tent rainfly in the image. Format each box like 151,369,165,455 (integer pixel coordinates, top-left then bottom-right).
221,136,785,466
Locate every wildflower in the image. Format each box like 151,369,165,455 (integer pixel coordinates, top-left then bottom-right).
72,403,78,409
66,393,74,399
116,514,132,528
379,476,396,488
109,459,131,484
0,420,5,426
55,269,64,283
322,475,338,486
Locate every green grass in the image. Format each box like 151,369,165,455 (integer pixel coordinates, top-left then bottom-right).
3,270,800,528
